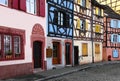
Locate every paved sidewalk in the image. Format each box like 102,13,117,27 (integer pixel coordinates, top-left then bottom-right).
2,61,120,81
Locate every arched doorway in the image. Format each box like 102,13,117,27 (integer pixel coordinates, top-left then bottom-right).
31,24,45,70
33,41,42,68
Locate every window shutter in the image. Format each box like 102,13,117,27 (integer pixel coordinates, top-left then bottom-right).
111,34,113,42
20,0,26,11
77,0,81,4
8,0,12,8
76,18,80,29
40,0,45,17
95,7,98,15
101,9,104,16
95,24,101,33
117,35,120,42
53,10,58,24
86,0,89,8
85,20,88,30
82,43,88,56
12,0,19,9
65,14,70,27
118,20,120,28
111,20,114,28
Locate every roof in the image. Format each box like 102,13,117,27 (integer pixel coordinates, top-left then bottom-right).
102,5,120,19
91,0,120,19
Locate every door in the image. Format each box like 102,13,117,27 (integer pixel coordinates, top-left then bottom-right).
33,41,42,68
74,46,79,65
65,43,70,65
53,42,60,64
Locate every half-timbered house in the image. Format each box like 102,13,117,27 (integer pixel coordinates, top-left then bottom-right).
46,0,73,69
91,0,104,63
102,5,120,61
73,0,104,65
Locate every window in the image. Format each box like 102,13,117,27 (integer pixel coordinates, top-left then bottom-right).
82,43,88,56
14,36,21,57
4,35,12,55
113,49,119,58
76,18,88,31
53,10,69,27
111,19,120,28
81,0,86,7
80,19,86,31
58,12,64,26
95,24,101,33
95,44,100,54
0,0,8,6
111,34,118,43
95,7,103,16
0,27,25,60
26,0,36,14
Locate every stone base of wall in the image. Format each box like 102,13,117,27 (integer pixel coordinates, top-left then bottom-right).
0,63,33,79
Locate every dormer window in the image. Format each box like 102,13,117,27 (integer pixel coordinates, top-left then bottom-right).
0,0,8,6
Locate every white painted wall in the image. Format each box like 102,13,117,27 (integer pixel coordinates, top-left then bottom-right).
0,6,46,66
46,37,66,70
74,40,92,64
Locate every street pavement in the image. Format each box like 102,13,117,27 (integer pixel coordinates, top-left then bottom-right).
1,61,120,81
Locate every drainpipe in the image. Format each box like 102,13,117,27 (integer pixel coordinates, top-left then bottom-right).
72,1,74,66
91,5,94,63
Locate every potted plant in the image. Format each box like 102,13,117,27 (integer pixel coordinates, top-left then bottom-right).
6,50,12,59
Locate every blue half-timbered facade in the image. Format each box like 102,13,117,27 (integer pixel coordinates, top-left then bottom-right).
46,0,74,69
47,0,73,38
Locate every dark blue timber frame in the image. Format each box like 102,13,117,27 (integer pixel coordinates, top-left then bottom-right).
47,0,74,39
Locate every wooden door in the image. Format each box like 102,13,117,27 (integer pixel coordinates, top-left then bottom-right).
53,42,60,64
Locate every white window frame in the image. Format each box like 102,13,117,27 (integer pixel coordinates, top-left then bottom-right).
0,0,8,6
26,0,36,14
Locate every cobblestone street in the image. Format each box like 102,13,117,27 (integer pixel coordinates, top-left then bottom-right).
46,63,120,81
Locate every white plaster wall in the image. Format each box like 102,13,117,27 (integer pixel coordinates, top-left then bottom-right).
74,40,92,64
46,37,65,70
0,6,46,66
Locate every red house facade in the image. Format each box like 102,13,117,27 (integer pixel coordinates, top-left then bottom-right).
0,0,46,79
103,5,120,61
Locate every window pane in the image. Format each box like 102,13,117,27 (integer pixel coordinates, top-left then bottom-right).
118,20,120,28
113,50,119,58
26,0,36,14
14,36,21,55
0,0,8,6
4,35,12,55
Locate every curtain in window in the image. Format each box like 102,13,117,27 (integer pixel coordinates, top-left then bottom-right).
95,7,99,15
85,20,88,30
95,44,100,54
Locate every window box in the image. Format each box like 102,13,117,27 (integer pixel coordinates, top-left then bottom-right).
5,55,12,59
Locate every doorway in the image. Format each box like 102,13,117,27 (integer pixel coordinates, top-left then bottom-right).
74,46,79,65
33,41,42,68
52,42,60,64
65,43,70,65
